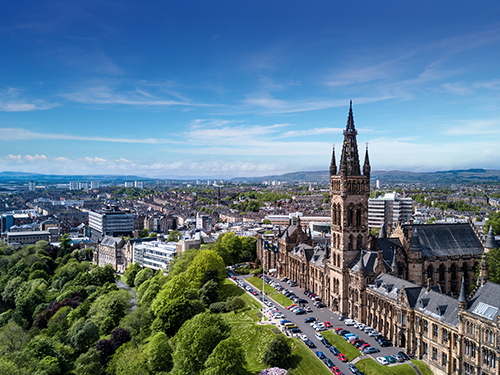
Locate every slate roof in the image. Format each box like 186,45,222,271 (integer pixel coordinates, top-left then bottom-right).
290,243,327,268
367,273,418,301
467,281,500,321
281,225,297,240
352,250,380,273
407,223,483,257
415,287,459,327
101,236,125,248
376,238,403,262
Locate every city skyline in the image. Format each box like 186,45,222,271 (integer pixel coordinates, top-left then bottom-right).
1,1,500,178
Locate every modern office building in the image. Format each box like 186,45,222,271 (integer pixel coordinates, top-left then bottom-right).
134,181,144,188
69,181,79,190
133,239,177,271
88,207,134,240
28,181,36,191
196,213,213,231
368,192,413,229
91,181,100,189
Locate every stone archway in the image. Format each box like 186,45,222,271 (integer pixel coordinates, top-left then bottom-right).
332,298,339,312
400,332,406,348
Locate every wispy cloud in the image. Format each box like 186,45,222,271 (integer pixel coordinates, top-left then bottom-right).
443,119,500,136
280,127,343,138
0,87,58,112
0,128,175,144
63,85,210,107
186,123,287,144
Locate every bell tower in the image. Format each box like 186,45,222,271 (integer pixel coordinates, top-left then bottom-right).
329,101,370,316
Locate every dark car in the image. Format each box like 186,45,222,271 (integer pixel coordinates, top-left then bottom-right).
398,351,410,361
315,351,325,360
339,316,348,321
298,298,308,304
289,327,302,334
337,329,350,336
380,340,392,347
323,358,335,368
294,309,306,315
347,364,359,374
329,345,340,355
304,317,316,323
321,338,331,348
304,340,316,348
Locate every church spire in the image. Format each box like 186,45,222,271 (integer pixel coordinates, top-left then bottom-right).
330,144,337,175
339,101,361,175
458,276,468,309
363,143,370,177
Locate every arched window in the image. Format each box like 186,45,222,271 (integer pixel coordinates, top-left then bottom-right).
356,234,363,250
348,235,353,251
427,265,434,282
348,207,353,227
450,263,458,293
356,206,362,226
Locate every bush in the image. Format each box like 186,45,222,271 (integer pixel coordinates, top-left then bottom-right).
209,302,227,313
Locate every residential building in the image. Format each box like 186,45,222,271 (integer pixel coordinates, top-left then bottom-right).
135,181,144,188
69,181,79,190
91,181,100,189
7,231,50,245
29,181,36,191
196,213,213,231
92,236,128,272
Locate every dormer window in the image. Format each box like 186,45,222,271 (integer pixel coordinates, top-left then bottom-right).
437,305,448,316
375,279,383,288
420,298,430,308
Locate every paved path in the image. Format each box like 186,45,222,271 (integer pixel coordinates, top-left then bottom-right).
409,362,423,375
115,280,138,312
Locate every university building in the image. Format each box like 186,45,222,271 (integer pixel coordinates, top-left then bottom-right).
257,102,498,375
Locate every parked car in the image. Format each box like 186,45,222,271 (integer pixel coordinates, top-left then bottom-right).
329,346,340,355
305,306,312,312
363,347,380,354
280,320,292,326
398,351,410,361
324,321,332,328
315,351,325,360
321,338,331,348
344,319,355,326
347,364,359,374
384,356,396,364
289,327,301,334
304,317,316,323
300,334,308,342
323,358,335,368
338,353,348,362
338,316,347,321
315,332,324,340
304,340,315,348
376,357,388,365
331,365,342,375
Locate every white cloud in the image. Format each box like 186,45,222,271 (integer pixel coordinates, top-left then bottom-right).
281,127,343,138
442,119,500,136
0,88,58,112
24,154,47,161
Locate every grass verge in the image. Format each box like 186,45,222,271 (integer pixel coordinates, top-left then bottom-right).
247,276,276,295
321,330,361,361
410,360,434,375
356,358,417,375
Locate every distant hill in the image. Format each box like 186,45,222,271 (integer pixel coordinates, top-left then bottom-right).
231,169,500,184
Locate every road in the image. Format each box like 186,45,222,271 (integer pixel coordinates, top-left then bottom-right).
235,273,409,375
115,279,138,312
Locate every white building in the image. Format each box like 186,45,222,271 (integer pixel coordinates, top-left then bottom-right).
69,181,79,190
79,182,89,189
29,181,36,192
134,181,144,188
124,182,134,188
368,192,413,229
91,181,100,189
133,240,177,271
87,207,134,240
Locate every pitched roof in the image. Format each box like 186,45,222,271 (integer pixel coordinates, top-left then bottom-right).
407,223,483,257
467,281,500,321
101,236,125,248
415,287,459,327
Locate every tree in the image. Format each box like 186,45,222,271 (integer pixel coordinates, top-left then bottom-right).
148,331,173,373
262,219,271,225
124,263,141,287
74,348,102,375
171,312,231,375
167,230,182,242
134,268,153,287
486,247,500,284
186,250,226,288
0,321,28,355
152,296,204,337
139,228,150,238
106,343,150,375
151,274,192,315
202,336,246,375
199,280,219,306
57,234,72,258
225,296,245,314
262,335,292,368
71,320,100,351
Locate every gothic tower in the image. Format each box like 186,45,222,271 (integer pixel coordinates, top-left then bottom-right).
328,101,370,315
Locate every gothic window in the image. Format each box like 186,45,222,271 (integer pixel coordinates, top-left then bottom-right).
427,265,434,282
348,207,353,227
348,235,353,251
356,235,363,250
356,206,362,226
450,263,458,293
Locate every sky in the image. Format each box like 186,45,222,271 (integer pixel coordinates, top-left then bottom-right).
1,1,500,179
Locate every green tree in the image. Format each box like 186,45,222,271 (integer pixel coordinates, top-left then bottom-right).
225,296,245,314
171,312,231,375
202,336,246,375
186,250,226,288
134,268,153,287
57,234,72,258
148,331,173,373
0,321,28,355
74,348,102,375
262,219,271,224
262,335,292,368
152,296,205,337
167,230,182,242
106,343,150,375
199,280,219,306
151,274,192,315
486,247,500,284
138,228,150,238
71,320,100,352
124,263,141,287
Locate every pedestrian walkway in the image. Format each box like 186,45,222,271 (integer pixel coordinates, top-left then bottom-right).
115,279,138,312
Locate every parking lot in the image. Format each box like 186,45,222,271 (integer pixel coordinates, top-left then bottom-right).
230,271,414,375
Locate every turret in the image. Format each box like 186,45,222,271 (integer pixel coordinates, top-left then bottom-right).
363,143,370,177
408,228,423,253
330,144,337,175
458,276,468,310
391,249,398,275
477,254,488,286
339,101,361,176
485,226,497,252
378,224,386,239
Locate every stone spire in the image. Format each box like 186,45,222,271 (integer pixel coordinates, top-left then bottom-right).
378,224,386,239
330,144,337,175
363,142,370,177
359,250,365,272
408,228,423,252
391,249,398,274
458,276,468,309
477,254,489,286
485,226,497,251
339,101,361,176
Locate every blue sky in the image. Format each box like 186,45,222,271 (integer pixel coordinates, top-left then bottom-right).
1,1,500,179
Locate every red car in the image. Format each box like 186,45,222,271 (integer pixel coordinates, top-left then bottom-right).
287,304,297,310
331,365,342,375
338,353,347,362
335,327,343,334
324,321,332,328
360,343,370,350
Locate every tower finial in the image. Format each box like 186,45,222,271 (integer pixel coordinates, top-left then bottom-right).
363,142,370,176
330,144,337,175
350,100,352,109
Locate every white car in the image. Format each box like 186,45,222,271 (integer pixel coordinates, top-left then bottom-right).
344,319,355,326
355,322,366,330
376,357,388,365
364,326,374,333
300,334,308,342
305,306,312,312
315,332,323,340
310,321,320,327
316,325,327,331
368,330,381,337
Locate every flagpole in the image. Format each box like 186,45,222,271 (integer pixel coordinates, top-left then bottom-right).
262,239,265,324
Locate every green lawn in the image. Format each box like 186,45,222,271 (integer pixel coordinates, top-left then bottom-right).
288,338,335,375
269,293,294,308
356,358,417,375
321,330,361,361
247,276,276,294
219,278,246,301
411,360,434,375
